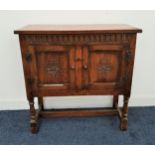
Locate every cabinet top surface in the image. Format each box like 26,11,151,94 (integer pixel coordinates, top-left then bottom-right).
14,24,142,34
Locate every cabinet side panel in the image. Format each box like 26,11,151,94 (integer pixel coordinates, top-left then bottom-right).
19,35,33,99
125,34,137,96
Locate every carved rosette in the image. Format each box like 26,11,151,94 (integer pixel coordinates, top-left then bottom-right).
46,61,61,77
97,59,112,73
21,33,130,44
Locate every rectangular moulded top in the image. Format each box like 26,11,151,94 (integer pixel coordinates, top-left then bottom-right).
14,24,142,35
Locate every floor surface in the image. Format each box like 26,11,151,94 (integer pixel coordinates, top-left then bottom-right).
0,107,155,144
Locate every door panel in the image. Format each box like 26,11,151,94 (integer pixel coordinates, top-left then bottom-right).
90,51,121,83
36,50,69,84
85,44,126,92
28,45,75,95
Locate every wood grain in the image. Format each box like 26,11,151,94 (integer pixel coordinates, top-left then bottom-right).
14,24,142,34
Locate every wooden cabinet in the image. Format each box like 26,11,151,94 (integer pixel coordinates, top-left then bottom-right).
14,25,142,133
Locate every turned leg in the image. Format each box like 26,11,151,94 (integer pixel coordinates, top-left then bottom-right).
38,97,44,111
120,95,129,130
113,95,118,109
28,97,38,134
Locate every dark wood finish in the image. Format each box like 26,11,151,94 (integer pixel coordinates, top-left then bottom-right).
38,97,44,111
28,97,38,133
113,95,118,109
14,24,142,34
14,24,142,133
40,108,118,117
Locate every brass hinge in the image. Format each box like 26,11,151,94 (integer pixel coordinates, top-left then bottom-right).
27,77,34,85
25,51,32,62
124,44,131,62
115,75,128,89
123,75,128,84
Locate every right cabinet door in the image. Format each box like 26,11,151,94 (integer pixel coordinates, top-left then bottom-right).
85,44,127,94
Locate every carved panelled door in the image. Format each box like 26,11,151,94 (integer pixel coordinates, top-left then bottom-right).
83,44,127,94
28,45,75,95
27,44,128,95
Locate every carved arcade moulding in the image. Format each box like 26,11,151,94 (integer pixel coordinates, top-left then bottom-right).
20,33,133,45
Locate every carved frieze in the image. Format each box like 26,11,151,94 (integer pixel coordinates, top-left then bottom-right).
21,33,130,44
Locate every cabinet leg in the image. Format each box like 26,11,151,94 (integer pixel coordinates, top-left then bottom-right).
113,95,118,109
38,97,44,111
120,96,129,131
28,98,38,134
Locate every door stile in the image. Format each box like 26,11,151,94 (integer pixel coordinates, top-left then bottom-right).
75,46,83,90
69,46,76,90
82,46,89,89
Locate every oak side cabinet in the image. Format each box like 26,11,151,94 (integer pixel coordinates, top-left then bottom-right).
14,25,142,133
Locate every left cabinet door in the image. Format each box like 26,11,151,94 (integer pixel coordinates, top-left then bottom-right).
27,45,76,96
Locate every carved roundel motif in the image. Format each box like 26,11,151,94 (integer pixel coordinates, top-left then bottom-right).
97,59,112,73
46,61,61,77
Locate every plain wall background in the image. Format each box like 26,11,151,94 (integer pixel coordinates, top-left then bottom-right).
0,10,155,110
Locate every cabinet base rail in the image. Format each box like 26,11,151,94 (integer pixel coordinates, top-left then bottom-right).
29,96,128,134
40,108,118,117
